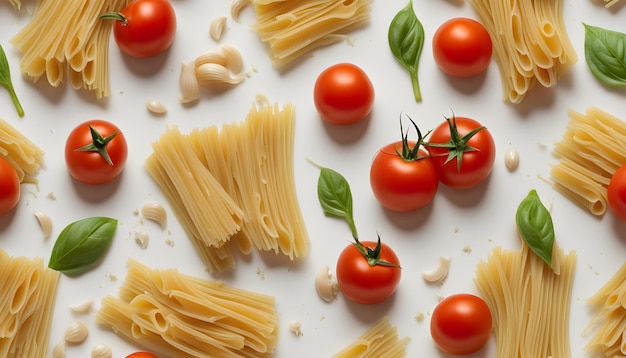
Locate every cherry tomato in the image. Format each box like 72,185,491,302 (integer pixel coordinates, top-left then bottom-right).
370,142,438,212
313,63,375,125
432,18,492,78
426,116,495,189
336,239,401,304
608,163,626,222
430,293,492,355
104,0,177,58
65,120,128,185
125,352,158,358
0,156,20,215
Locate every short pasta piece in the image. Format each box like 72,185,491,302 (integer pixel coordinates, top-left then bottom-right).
0,118,45,184
331,316,410,358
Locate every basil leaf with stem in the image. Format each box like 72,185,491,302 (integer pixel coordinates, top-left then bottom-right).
0,45,24,117
49,217,118,276
515,190,554,267
388,0,424,102
583,23,626,87
317,167,358,240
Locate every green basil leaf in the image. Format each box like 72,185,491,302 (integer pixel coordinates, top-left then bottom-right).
515,190,554,266
0,44,24,117
317,167,358,239
48,217,118,276
388,0,424,102
583,23,626,87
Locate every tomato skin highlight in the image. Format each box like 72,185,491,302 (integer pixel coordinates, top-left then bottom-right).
426,117,495,189
430,293,493,355
65,120,128,185
0,156,20,215
313,63,375,125
336,241,401,304
432,18,492,78
112,0,177,58
125,352,158,358
608,163,626,222
370,142,438,212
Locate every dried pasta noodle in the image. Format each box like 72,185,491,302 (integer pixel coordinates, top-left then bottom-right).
474,241,576,357
468,0,577,103
0,118,45,184
603,0,622,7
250,0,373,69
10,0,128,98
95,258,279,358
0,249,60,357
331,316,410,358
585,263,626,357
549,106,626,216
145,101,309,273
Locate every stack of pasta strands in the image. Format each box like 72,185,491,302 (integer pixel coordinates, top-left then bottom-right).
251,0,372,69
474,241,577,357
96,259,279,357
145,101,309,274
468,0,577,103
584,263,626,357
550,106,626,216
10,0,129,98
0,249,60,357
331,316,410,358
0,118,44,185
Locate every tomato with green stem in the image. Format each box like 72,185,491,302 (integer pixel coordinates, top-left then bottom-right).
65,120,128,185
101,0,176,58
608,163,626,222
430,293,492,355
370,116,438,212
425,115,495,189
432,18,492,78
0,156,20,215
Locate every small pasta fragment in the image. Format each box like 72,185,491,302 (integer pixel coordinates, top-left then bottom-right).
230,0,250,23
141,203,167,230
34,210,52,238
422,256,451,284
134,230,149,249
210,16,227,41
9,0,21,9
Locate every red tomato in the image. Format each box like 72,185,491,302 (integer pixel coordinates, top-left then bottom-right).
430,293,492,355
104,0,177,58
125,352,158,358
608,163,626,222
426,116,495,189
65,120,128,185
313,63,375,125
336,239,401,304
432,18,492,78
370,142,438,212
0,156,20,215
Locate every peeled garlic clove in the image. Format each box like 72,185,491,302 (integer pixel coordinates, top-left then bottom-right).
179,61,200,103
34,211,52,239
146,100,167,115
52,340,66,358
230,0,250,23
141,203,167,230
64,321,88,343
134,230,149,249
195,63,245,91
220,44,244,74
422,256,451,284
91,343,113,358
315,265,339,302
505,147,519,171
210,16,227,41
70,300,93,313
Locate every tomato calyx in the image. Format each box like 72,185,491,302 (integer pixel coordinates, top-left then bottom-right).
425,115,485,171
396,115,431,162
352,234,400,268
100,12,129,26
75,124,119,166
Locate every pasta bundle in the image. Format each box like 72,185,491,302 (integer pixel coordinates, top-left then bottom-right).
96,259,279,358
10,0,129,98
0,118,45,184
251,0,373,69
549,106,626,216
0,249,60,357
468,0,577,103
331,316,410,358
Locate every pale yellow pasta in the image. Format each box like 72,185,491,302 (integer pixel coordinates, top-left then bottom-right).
332,316,410,358
0,118,45,185
0,249,60,358
468,0,577,103
549,107,626,216
10,0,127,98
251,0,372,69
96,259,279,358
474,242,576,357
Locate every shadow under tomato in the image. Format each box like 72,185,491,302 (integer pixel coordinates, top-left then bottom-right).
70,171,124,203
379,198,435,231
436,174,491,208
610,215,626,244
119,47,172,77
321,112,372,144
0,205,18,232
442,70,488,96
341,290,396,323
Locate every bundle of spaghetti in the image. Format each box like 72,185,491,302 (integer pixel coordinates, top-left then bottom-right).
331,316,410,358
0,118,45,184
549,106,626,216
96,258,279,358
584,262,626,357
603,0,622,7
10,0,128,98
474,243,576,357
468,0,577,103
0,249,60,358
250,0,373,68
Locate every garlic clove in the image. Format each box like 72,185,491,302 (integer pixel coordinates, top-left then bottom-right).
315,265,339,302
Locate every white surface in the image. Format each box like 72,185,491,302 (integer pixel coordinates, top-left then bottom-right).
1,1,625,357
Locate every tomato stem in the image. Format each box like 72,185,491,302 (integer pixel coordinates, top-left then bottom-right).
75,123,119,166
425,114,485,171
396,114,430,162
99,12,129,26
353,234,400,268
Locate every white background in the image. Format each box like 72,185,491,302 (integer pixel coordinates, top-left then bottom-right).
1,0,626,357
